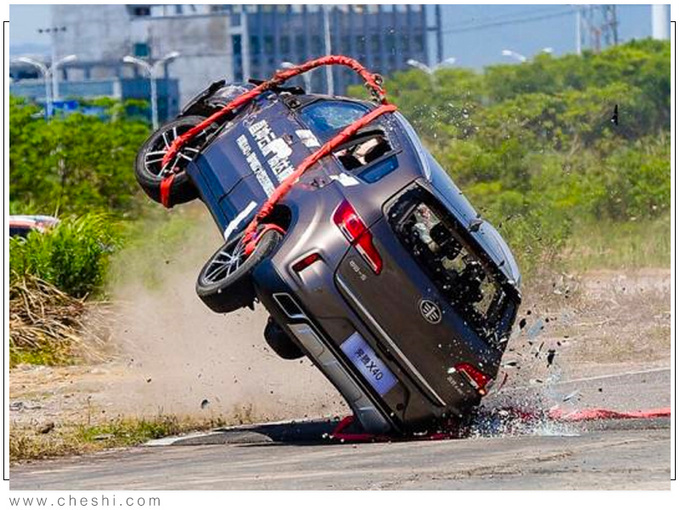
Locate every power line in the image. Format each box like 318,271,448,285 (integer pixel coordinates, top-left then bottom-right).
441,8,577,35
445,6,562,30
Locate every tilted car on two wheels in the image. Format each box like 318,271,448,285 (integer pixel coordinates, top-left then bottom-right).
135,57,521,436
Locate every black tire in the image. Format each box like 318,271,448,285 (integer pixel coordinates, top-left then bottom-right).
196,229,282,313
264,318,304,360
135,116,215,206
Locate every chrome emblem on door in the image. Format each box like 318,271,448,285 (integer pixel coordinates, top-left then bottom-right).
419,299,442,324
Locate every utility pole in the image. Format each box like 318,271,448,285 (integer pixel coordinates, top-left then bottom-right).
576,8,582,55
35,26,77,114
52,55,77,101
14,57,52,119
123,52,181,129
241,7,251,80
578,5,619,53
322,5,334,95
407,57,456,89
435,5,443,64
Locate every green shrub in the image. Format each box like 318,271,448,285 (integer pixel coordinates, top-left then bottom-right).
10,214,120,298
9,96,150,217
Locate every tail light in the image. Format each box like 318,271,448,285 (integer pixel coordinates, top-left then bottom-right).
455,363,492,396
333,200,383,274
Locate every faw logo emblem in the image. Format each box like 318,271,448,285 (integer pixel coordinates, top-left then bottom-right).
419,299,442,324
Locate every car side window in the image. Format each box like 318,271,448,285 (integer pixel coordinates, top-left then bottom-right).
298,100,368,137
300,100,399,183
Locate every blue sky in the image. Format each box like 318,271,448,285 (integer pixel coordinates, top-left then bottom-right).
9,4,659,68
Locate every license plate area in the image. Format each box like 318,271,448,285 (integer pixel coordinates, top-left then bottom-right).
341,332,398,396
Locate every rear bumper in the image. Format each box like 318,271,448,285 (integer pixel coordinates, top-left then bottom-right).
286,319,392,434
259,284,394,433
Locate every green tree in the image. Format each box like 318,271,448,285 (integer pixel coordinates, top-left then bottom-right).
10,96,150,216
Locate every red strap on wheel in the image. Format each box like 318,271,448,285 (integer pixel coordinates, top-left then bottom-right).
160,174,175,209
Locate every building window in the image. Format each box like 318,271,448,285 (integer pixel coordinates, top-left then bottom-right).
250,35,260,55
414,33,424,53
370,34,380,53
311,35,322,54
280,36,291,54
295,35,305,55
264,36,274,54
134,42,150,57
132,6,151,17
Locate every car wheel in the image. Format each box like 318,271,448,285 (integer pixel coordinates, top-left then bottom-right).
264,317,304,360
135,115,216,206
196,229,282,313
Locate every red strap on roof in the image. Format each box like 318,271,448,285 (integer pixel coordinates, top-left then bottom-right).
158,55,396,257
161,55,388,169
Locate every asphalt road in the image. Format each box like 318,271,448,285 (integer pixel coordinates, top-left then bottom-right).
11,368,671,490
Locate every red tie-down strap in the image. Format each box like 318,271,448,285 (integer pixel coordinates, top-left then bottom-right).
159,172,175,209
241,103,397,255
329,405,673,444
330,415,463,443
160,55,388,170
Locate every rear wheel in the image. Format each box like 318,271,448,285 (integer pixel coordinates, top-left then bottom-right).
196,229,282,313
264,318,304,360
135,115,218,206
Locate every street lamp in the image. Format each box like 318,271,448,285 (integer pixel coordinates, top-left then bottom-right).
406,57,456,87
52,54,77,101
501,49,527,63
14,57,52,118
123,51,181,130
281,61,312,92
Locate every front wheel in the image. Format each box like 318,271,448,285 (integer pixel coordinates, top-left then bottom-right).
135,115,217,207
196,229,282,313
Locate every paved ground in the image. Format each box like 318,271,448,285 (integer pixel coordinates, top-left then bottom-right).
11,368,672,490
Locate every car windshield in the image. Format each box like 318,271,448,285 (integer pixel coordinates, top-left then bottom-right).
389,188,512,340
298,100,368,138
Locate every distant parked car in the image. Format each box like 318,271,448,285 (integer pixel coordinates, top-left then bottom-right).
9,215,59,238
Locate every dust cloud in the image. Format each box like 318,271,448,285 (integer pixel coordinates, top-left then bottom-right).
107,211,347,423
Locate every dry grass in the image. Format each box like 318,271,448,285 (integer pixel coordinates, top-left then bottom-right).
9,276,114,367
9,415,228,464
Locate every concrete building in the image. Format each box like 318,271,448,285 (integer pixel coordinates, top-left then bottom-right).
49,4,233,108
16,4,441,122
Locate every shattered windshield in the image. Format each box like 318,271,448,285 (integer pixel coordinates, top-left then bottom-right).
299,100,368,138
